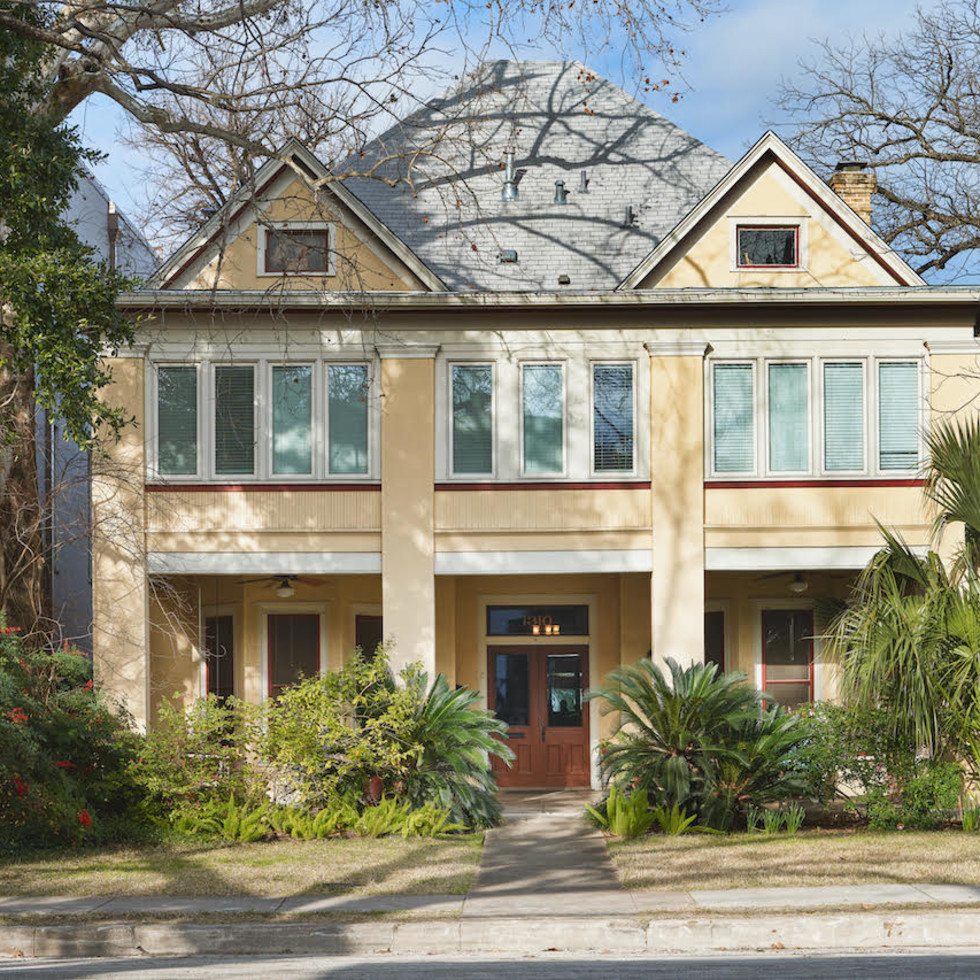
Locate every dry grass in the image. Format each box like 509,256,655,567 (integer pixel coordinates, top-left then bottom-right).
0,835,483,897
610,829,980,891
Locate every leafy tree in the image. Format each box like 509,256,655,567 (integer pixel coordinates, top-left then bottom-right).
779,0,980,279
1,6,134,637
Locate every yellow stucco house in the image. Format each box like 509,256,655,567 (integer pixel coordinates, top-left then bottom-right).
94,61,980,789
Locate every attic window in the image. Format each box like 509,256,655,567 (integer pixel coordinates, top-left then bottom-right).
736,225,798,269
264,227,331,274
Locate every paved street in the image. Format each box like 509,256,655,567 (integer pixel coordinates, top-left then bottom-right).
4,951,980,978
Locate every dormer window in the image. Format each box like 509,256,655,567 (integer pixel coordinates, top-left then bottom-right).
260,225,333,275
735,224,799,269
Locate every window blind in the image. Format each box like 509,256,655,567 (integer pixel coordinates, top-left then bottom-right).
593,364,634,472
452,364,492,474
523,364,563,474
157,367,197,475
768,363,808,472
272,365,312,475
329,364,368,474
712,363,754,473
879,361,919,470
214,366,255,475
823,362,864,471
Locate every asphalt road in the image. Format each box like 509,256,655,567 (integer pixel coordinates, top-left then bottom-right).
3,951,980,978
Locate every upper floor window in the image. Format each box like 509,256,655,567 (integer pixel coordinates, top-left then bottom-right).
593,363,634,473
260,225,333,275
736,225,799,268
709,356,921,479
522,363,564,476
151,358,375,482
452,364,493,475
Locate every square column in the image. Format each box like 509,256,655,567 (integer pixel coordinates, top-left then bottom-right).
91,355,150,729
646,342,707,668
378,345,439,678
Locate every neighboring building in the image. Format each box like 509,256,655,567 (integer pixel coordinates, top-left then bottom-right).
37,173,156,650
95,61,979,789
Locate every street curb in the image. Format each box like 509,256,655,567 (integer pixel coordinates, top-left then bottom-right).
6,910,980,958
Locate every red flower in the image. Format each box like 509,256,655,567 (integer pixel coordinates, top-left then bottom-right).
0,626,21,633
7,707,28,724
54,760,75,769
83,679,94,691
77,810,91,830
14,777,27,798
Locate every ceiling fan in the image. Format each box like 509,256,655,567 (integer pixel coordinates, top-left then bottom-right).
755,570,809,594
239,574,318,597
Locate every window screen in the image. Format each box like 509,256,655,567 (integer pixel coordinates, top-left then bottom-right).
272,365,312,475
768,363,808,472
268,614,319,696
265,229,329,273
214,365,255,475
879,361,919,471
523,364,563,474
712,363,754,473
736,226,797,267
328,364,368,474
157,366,197,475
824,362,864,471
593,364,634,472
452,364,492,474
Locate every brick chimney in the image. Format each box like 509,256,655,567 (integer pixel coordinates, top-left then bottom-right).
829,162,876,224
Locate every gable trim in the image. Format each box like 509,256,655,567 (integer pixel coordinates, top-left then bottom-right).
152,141,446,292
618,132,923,290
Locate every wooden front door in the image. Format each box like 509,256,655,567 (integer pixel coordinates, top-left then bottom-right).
488,646,590,789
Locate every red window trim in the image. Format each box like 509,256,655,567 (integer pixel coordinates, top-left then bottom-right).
267,613,320,698
761,608,814,708
264,228,330,274
707,478,924,489
735,224,800,270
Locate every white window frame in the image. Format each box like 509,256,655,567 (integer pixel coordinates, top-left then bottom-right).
325,361,375,480
256,221,336,278
211,360,259,480
707,359,758,478
706,354,924,481
729,216,808,273
448,361,496,479
589,360,637,477
149,361,203,481
764,358,812,477
519,360,568,479
268,361,317,479
818,358,868,477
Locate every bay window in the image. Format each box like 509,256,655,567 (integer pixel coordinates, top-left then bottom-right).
272,365,312,476
593,363,634,473
157,366,198,476
522,363,564,475
328,364,369,475
214,365,255,475
452,364,493,475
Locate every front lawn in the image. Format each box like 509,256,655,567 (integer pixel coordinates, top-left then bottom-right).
0,834,483,897
609,829,980,891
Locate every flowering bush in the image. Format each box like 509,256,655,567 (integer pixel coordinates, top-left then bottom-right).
0,624,143,852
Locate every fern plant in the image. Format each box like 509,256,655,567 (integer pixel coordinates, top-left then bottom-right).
354,796,413,837
586,785,655,839
652,802,698,836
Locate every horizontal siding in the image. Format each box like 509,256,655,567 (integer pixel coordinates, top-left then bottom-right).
146,490,381,534
434,488,651,532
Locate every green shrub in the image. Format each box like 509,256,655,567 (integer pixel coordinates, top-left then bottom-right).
588,658,812,830
783,802,806,835
134,694,261,814
866,760,962,831
652,802,698,836
169,795,271,841
961,798,980,832
586,785,655,838
0,625,143,852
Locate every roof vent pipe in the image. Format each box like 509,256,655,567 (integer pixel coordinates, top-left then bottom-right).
501,148,519,202
554,180,568,205
578,170,589,193
623,205,634,227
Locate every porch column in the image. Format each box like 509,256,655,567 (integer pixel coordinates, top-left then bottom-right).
378,344,439,678
646,341,708,668
91,355,150,729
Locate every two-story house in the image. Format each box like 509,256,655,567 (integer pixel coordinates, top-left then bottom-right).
94,60,980,789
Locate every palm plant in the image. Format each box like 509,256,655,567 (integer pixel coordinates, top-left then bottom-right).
401,672,514,829
587,658,809,828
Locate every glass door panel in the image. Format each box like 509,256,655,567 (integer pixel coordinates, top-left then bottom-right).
493,653,531,727
762,609,813,707
546,654,583,727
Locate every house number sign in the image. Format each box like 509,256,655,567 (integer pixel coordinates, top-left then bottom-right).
486,605,589,637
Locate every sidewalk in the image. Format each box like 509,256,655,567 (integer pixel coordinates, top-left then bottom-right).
4,791,980,958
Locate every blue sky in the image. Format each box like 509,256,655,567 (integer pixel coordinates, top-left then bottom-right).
71,0,930,241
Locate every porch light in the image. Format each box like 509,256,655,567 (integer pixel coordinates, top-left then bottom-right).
276,578,296,598
787,573,808,595
532,624,540,635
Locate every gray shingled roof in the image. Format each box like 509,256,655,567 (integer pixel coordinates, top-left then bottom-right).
342,60,731,292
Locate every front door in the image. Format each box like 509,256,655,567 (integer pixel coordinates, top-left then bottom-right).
488,646,590,789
